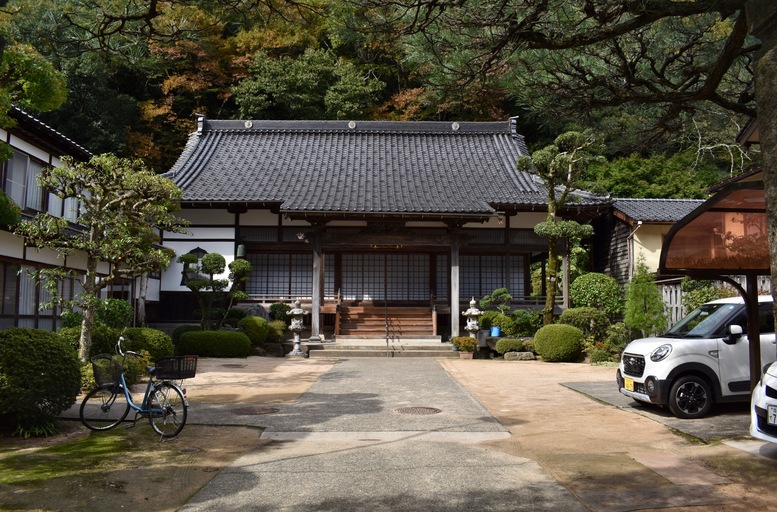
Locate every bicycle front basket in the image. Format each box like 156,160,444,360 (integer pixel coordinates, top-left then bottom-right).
91,354,123,387
155,355,198,380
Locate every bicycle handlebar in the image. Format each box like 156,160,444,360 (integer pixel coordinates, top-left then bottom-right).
115,336,139,358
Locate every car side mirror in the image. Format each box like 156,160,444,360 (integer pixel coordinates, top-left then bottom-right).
724,324,744,345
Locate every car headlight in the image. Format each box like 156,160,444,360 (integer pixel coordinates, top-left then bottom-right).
650,344,672,362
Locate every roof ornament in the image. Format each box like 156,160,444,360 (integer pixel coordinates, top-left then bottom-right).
451,122,460,131
348,121,357,129
194,113,205,133
244,121,253,129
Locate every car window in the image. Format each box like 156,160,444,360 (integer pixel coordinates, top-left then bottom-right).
759,302,775,334
666,303,740,338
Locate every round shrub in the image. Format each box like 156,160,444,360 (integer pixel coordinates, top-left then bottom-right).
451,336,478,352
123,327,174,361
178,330,252,358
558,307,610,342
570,273,623,319
0,328,81,436
495,338,524,354
172,325,201,346
489,313,518,337
533,324,584,362
265,320,288,344
238,316,270,347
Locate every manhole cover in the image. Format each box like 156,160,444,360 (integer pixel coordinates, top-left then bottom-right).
232,406,280,415
394,407,442,415
222,364,247,368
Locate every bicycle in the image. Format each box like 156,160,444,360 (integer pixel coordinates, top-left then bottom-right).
79,336,197,438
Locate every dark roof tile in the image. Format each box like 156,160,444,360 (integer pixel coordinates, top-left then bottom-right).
613,198,705,223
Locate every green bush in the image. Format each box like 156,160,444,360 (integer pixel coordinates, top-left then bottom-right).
172,325,201,346
226,308,247,321
533,324,584,362
178,330,252,358
123,327,174,361
238,316,270,347
266,320,288,344
96,298,134,329
58,324,123,359
522,339,536,354
558,307,610,342
269,302,291,324
512,309,542,336
570,273,623,320
0,328,81,437
587,322,630,364
480,311,518,336
451,336,478,352
495,338,524,354
61,310,83,328
0,189,21,228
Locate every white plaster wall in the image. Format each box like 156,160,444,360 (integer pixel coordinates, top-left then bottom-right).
511,212,547,229
178,209,234,225
166,226,236,241
162,240,237,292
138,276,161,301
633,224,670,272
241,210,278,225
24,246,67,266
9,135,50,162
0,231,24,259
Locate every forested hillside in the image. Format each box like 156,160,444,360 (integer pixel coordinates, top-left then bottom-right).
0,0,760,197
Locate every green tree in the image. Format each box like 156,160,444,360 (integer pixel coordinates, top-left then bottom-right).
179,253,252,330
517,131,602,325
624,257,668,338
13,154,188,362
234,48,385,120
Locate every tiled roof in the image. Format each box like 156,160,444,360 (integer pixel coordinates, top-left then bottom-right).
10,106,92,161
613,198,705,223
165,118,608,217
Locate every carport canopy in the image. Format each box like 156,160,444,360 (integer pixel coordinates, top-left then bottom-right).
659,179,769,390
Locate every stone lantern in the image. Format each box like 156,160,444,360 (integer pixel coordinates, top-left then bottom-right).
286,300,308,358
462,297,483,338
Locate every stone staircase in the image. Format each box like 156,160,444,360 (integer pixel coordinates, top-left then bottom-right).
306,339,457,359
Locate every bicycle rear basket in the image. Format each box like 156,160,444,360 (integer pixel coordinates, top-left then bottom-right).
155,355,198,379
91,354,123,387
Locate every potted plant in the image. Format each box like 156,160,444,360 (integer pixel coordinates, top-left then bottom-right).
451,336,478,359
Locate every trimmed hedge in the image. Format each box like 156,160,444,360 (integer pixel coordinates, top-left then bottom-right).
533,324,584,362
0,328,81,436
451,336,478,352
266,320,287,344
238,316,270,347
570,273,623,320
172,325,202,346
123,327,174,361
495,338,524,354
178,330,252,358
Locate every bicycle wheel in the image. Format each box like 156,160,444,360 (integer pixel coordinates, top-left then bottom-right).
80,385,130,431
146,382,187,438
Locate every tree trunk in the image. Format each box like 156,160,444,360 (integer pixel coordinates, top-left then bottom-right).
137,273,148,327
754,46,777,333
78,304,96,363
544,240,558,325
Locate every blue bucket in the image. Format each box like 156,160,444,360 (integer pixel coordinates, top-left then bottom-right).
490,326,501,337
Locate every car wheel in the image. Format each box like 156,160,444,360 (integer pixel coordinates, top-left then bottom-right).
668,375,713,419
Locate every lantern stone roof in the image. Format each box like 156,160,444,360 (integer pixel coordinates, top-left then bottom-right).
164,117,610,219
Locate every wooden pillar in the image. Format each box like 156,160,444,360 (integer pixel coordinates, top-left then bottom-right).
309,232,322,342
451,232,460,338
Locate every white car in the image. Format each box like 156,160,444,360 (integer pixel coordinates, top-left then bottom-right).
617,295,776,419
751,361,777,443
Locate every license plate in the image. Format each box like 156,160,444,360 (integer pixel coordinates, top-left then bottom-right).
769,405,777,426
624,378,634,392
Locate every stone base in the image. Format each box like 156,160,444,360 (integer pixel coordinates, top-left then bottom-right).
504,351,536,361
285,350,308,359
